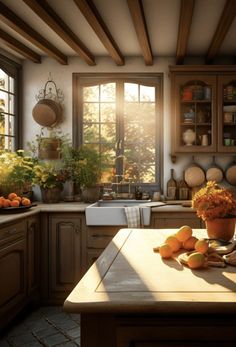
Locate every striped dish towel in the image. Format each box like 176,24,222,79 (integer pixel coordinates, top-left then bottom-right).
124,206,142,228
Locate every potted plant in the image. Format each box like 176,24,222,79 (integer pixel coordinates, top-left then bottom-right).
27,128,70,160
33,161,68,203
192,181,236,241
0,150,35,198
62,145,101,203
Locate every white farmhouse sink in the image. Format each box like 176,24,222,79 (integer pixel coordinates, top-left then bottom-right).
85,199,152,226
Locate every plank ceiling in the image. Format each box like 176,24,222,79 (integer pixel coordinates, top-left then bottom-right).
0,0,235,66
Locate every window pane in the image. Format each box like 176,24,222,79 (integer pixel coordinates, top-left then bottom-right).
84,123,99,142
0,91,7,112
83,103,99,122
139,165,155,183
140,85,155,102
9,76,14,93
0,113,4,134
124,143,155,164
101,83,115,101
0,70,7,90
101,124,116,142
124,102,155,122
83,85,99,101
125,83,138,101
9,115,15,136
9,94,14,114
101,103,116,122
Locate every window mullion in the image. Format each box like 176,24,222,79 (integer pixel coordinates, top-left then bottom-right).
116,82,124,176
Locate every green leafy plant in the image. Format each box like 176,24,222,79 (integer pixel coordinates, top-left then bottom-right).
33,161,68,189
0,150,35,189
61,145,101,188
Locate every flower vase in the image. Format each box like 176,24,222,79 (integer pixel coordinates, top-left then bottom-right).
41,186,62,203
206,218,236,242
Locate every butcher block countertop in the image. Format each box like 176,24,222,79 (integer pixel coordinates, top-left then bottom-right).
64,228,236,314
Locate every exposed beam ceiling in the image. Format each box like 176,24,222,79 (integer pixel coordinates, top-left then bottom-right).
176,0,195,65
73,0,124,66
206,0,236,64
0,28,41,63
0,0,67,65
22,0,95,66
127,0,153,66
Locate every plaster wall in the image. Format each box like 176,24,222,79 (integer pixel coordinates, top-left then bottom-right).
22,56,234,195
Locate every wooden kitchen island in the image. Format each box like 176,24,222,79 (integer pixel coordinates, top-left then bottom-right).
64,228,236,347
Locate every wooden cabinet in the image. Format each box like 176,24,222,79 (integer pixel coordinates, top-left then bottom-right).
48,213,86,302
27,216,40,297
0,220,27,329
170,66,236,159
86,225,121,270
218,75,236,152
151,211,202,229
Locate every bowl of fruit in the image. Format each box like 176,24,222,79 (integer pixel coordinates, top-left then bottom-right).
0,192,36,213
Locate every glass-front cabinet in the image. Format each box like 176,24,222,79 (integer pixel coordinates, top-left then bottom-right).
170,66,236,159
218,75,236,153
172,74,217,154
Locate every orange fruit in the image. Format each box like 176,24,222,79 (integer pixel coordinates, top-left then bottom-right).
8,192,18,200
165,235,181,252
195,239,209,254
183,236,198,250
10,199,20,207
159,243,173,259
14,196,22,203
176,225,192,242
187,252,206,269
21,197,31,206
3,199,11,208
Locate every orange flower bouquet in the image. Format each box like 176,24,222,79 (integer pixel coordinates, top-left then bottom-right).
192,181,236,221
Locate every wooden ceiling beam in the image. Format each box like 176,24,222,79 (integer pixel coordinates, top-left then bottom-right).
0,1,67,65
206,0,236,64
176,0,195,65
127,0,153,66
22,0,95,66
73,0,124,66
0,28,41,63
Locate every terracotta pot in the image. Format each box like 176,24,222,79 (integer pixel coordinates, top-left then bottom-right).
41,186,62,203
206,218,236,242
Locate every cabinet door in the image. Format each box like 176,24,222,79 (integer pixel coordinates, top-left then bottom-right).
218,75,236,152
151,213,201,229
27,216,40,296
0,238,27,319
171,74,217,155
49,214,83,300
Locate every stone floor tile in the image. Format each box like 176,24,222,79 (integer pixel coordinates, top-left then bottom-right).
23,341,43,347
27,319,52,333
54,319,78,331
41,333,69,347
68,314,80,323
8,332,38,346
65,327,81,339
5,323,29,337
41,306,64,317
74,337,81,346
48,313,71,324
33,325,58,339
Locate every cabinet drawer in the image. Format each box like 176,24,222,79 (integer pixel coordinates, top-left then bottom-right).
86,226,120,248
0,220,27,247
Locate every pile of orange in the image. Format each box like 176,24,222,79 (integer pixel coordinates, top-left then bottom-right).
154,225,209,269
0,192,31,208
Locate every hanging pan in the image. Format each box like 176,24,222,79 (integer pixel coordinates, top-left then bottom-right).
184,156,205,188
206,156,224,183
225,157,236,186
32,99,62,127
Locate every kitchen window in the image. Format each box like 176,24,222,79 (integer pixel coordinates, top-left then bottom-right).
0,54,21,151
73,73,163,189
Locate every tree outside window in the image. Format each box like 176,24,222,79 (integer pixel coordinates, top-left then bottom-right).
73,74,163,190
